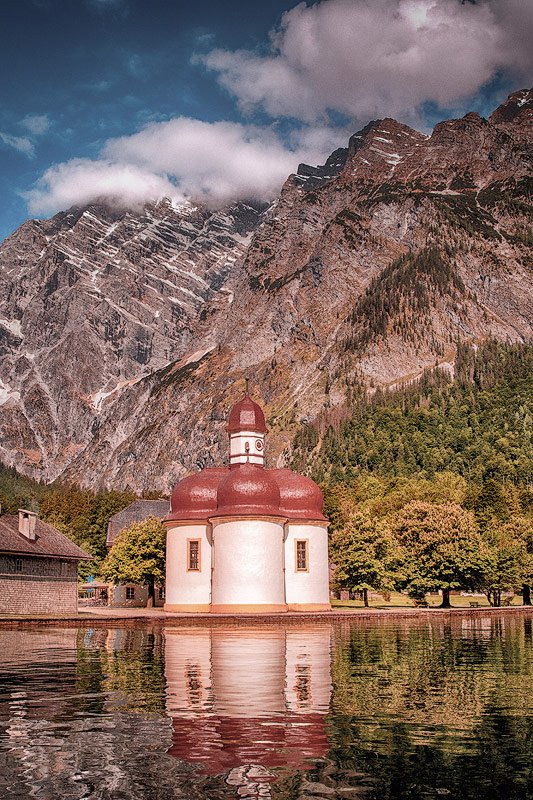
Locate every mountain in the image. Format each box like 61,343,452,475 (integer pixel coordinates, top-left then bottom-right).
0,89,531,491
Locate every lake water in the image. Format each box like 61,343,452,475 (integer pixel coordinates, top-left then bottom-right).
0,614,531,799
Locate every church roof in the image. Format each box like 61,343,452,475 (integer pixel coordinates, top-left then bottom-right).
166,464,326,522
166,468,228,522
0,515,91,560
226,394,267,433
273,468,328,522
106,499,169,547
165,391,327,523
214,462,281,518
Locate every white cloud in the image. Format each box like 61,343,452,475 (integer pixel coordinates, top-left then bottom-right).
199,0,533,123
21,114,50,136
26,117,336,215
102,118,327,204
26,159,182,215
25,0,532,218
0,132,34,157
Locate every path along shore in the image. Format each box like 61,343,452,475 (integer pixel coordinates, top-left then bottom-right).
0,604,531,628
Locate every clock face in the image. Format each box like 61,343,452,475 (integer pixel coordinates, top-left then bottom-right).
255,439,264,451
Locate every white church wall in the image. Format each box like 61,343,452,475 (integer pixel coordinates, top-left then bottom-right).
165,523,212,612
211,518,286,612
284,523,331,610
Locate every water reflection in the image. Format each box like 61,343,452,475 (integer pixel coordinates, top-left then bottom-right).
0,614,532,799
164,625,332,773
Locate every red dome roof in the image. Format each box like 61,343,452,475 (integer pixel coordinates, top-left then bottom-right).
226,395,267,434
213,463,281,518
164,455,328,523
274,469,327,521
166,467,228,521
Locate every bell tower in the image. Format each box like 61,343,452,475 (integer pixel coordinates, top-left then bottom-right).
226,382,267,467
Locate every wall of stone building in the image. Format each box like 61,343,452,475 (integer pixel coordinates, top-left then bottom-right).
109,584,165,607
0,555,78,614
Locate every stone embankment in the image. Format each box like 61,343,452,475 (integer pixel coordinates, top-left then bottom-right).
0,605,531,628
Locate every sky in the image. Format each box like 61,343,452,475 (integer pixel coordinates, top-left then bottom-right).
0,0,531,241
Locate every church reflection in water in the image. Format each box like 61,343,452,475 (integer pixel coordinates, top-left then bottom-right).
164,624,333,775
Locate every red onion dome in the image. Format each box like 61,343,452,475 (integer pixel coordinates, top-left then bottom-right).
166,467,228,521
274,469,328,521
213,462,282,517
226,394,267,433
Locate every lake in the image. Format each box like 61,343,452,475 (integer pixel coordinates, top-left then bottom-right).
0,614,531,799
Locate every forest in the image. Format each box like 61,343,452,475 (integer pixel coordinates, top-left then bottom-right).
292,341,532,605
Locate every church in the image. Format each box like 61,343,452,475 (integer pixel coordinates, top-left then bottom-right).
164,392,330,613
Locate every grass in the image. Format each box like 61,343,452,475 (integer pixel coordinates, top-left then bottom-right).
330,591,524,610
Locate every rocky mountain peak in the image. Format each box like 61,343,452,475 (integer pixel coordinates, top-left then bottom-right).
342,118,426,180
0,92,531,491
293,147,349,190
489,88,533,137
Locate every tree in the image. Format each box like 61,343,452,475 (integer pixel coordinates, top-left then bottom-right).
40,486,136,578
501,517,533,607
100,517,166,606
330,511,400,606
391,501,488,608
481,521,531,606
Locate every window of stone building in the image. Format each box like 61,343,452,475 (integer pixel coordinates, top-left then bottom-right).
125,587,135,600
15,558,23,573
295,540,309,572
158,587,165,600
187,539,200,571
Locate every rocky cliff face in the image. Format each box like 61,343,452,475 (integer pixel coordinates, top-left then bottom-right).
0,90,531,491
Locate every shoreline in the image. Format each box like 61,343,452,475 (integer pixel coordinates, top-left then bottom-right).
0,604,531,628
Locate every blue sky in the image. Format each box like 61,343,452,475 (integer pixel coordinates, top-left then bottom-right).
0,0,531,241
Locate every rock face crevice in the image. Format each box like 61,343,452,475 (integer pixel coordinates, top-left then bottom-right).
0,90,531,491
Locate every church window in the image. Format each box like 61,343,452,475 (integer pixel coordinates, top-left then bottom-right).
295,540,309,572
15,558,23,573
187,539,201,571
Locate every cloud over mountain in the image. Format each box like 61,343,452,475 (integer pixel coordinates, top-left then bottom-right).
27,117,344,215
24,0,532,216
200,0,533,123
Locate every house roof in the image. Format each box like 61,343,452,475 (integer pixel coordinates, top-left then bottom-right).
0,516,92,560
106,499,169,547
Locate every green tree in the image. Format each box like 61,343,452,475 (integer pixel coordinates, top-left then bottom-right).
330,511,400,606
100,517,166,606
495,517,533,607
40,486,136,578
481,523,528,607
392,501,488,607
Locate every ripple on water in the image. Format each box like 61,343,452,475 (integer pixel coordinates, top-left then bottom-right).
0,616,531,800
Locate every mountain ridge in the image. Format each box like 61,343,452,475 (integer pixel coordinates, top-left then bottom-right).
0,89,531,491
